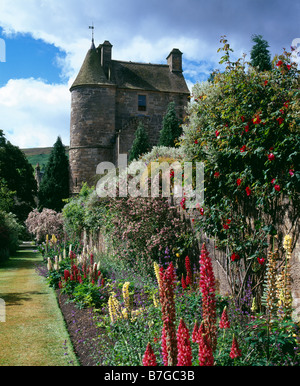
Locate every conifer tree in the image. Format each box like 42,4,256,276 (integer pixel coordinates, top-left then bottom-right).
0,130,37,222
38,136,69,212
158,102,182,147
250,34,272,71
128,122,151,162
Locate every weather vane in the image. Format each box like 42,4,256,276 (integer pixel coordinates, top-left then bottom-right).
89,23,94,43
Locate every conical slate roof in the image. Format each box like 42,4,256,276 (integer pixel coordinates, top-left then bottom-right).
70,46,112,90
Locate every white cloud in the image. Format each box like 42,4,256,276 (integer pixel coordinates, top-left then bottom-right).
0,78,70,148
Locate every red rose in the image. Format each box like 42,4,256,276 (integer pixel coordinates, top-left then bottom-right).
215,130,220,137
276,60,283,66
257,257,265,265
277,117,284,125
274,184,281,192
194,140,198,144
244,124,249,133
287,64,291,70
271,178,276,184
268,153,275,161
240,145,247,153
214,171,220,178
241,116,245,122
231,253,240,262
289,169,295,176
245,187,251,196
253,115,261,125
264,80,268,86
237,178,242,186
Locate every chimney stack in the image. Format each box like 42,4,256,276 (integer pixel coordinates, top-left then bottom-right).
99,40,112,78
167,48,183,73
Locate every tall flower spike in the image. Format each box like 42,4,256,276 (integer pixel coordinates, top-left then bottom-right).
159,262,178,366
143,343,157,366
229,335,242,359
122,282,131,312
199,243,217,351
154,262,161,289
181,274,187,289
192,320,199,343
185,256,192,286
219,306,230,329
177,319,192,366
108,293,122,324
198,325,214,366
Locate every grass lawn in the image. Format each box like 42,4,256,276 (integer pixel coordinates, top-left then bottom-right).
0,249,79,366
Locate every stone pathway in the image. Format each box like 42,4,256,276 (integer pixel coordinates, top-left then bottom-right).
0,245,79,366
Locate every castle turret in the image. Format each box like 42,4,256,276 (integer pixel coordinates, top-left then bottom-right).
69,43,116,194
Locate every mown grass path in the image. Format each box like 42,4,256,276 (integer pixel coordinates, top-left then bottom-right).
0,247,79,366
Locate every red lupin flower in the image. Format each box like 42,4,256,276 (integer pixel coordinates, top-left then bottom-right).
143,343,157,366
181,274,187,289
177,319,192,366
192,320,200,343
219,306,230,329
230,335,242,359
198,329,214,366
199,244,217,351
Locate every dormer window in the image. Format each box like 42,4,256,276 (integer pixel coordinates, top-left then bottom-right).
138,95,147,112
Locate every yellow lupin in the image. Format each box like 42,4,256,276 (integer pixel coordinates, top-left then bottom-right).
108,293,122,324
154,262,161,288
122,282,131,312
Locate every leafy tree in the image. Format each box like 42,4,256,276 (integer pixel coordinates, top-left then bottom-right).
158,102,182,147
250,34,272,71
128,122,151,162
0,130,37,222
38,136,69,212
0,178,15,212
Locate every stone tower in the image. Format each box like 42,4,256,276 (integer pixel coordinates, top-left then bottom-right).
69,40,190,195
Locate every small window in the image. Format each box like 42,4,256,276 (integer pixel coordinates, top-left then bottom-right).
138,95,147,112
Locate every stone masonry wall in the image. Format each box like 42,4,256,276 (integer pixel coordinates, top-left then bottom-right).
116,89,188,156
69,86,116,194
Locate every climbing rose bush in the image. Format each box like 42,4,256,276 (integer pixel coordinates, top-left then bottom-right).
179,37,300,299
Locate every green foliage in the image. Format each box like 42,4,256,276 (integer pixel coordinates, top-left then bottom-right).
70,281,108,309
128,122,151,162
0,178,15,212
0,210,24,258
158,102,182,147
38,136,69,212
62,183,106,241
0,130,37,222
250,34,272,72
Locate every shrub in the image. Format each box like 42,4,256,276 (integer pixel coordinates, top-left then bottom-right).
25,208,64,243
179,37,300,301
0,210,24,260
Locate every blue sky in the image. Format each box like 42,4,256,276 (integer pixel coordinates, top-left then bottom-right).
0,28,66,86
0,0,299,149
